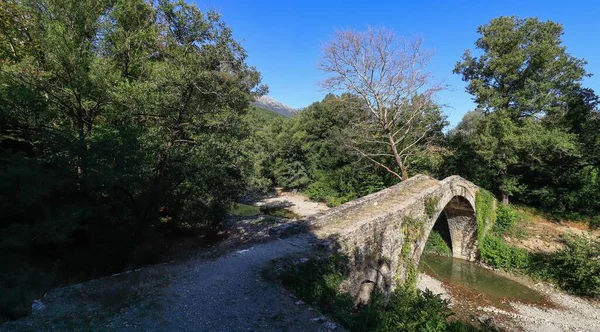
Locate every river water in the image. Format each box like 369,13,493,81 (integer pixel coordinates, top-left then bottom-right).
419,254,547,308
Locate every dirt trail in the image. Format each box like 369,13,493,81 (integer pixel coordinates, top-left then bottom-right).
506,209,600,253
1,235,336,332
257,189,329,217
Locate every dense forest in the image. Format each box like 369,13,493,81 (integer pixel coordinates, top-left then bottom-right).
1,0,599,323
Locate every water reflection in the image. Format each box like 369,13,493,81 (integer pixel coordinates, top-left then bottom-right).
419,254,546,305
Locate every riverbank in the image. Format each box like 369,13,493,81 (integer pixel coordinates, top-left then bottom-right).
418,268,600,331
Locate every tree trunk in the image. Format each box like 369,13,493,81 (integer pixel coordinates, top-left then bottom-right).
387,133,409,180
401,167,408,181
502,192,509,206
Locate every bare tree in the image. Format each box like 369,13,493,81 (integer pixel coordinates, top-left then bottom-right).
319,27,444,180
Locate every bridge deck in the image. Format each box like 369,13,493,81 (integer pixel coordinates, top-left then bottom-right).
310,176,440,239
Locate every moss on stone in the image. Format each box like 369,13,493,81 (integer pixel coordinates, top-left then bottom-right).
424,196,440,219
397,215,426,289
475,189,497,246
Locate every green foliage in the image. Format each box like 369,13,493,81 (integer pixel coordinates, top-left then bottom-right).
0,0,264,320
258,206,301,219
240,106,288,194
454,16,591,205
494,204,524,237
270,94,393,206
425,196,440,219
475,190,497,242
454,16,587,121
275,255,481,331
479,235,529,270
528,234,600,297
424,230,452,257
475,192,529,270
229,203,261,217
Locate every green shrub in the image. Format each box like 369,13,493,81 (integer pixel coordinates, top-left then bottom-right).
530,234,600,297
479,235,529,270
275,254,487,331
424,230,452,256
494,204,522,236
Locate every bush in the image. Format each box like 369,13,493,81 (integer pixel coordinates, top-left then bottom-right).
274,254,486,331
479,235,529,270
494,204,523,236
530,234,600,297
366,288,452,332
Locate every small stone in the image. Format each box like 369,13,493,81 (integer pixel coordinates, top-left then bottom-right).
323,321,337,330
311,315,326,322
295,300,305,305
299,257,310,263
31,299,45,312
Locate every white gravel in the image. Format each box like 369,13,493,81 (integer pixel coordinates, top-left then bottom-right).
417,273,451,302
257,193,329,217
505,289,600,331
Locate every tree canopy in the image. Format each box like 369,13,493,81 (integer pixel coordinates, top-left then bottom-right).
454,16,590,204
0,0,264,319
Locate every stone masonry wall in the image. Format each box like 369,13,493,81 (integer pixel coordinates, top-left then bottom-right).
305,175,482,302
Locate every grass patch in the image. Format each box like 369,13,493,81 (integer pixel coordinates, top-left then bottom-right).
230,203,261,217
230,203,301,219
259,206,301,219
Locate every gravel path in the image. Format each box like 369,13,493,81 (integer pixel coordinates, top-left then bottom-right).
106,235,333,332
1,235,337,332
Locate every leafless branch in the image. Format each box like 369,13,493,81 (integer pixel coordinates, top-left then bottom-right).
319,27,445,180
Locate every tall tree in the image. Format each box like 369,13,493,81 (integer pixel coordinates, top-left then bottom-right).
319,27,446,180
0,0,265,319
454,16,588,204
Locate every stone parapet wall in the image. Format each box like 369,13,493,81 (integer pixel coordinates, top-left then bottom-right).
302,174,484,302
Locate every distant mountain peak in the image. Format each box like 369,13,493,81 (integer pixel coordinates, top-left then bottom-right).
252,96,296,117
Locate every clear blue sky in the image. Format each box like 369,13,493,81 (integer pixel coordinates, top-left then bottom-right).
194,0,599,127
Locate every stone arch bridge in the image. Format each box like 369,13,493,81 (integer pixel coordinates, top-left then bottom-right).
296,175,492,302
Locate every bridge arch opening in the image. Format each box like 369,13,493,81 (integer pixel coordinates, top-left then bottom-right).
429,212,453,253
422,194,478,262
437,195,478,260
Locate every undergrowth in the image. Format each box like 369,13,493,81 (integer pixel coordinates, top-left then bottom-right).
527,233,600,297
424,230,452,256
271,254,497,331
476,195,600,299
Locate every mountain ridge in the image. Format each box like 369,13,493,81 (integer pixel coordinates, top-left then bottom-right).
251,96,296,117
